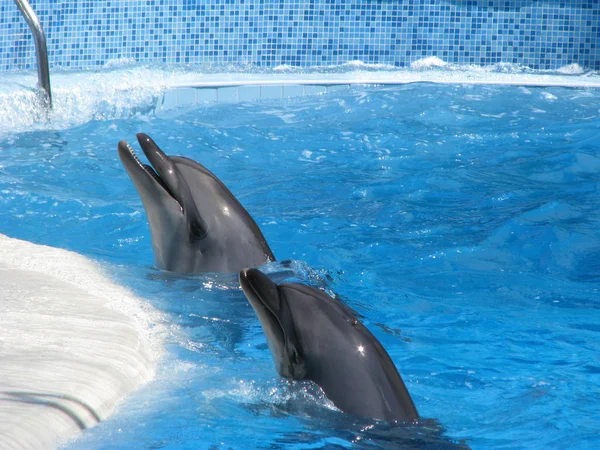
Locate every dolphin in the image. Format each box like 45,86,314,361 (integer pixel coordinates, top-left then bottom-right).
118,133,275,273
238,268,419,422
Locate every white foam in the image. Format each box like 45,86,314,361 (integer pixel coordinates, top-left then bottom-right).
410,56,448,70
0,67,172,134
338,60,397,71
272,64,298,72
0,233,164,450
102,58,139,69
554,63,587,75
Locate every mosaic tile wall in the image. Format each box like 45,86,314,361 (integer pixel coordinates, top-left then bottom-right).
1,0,598,72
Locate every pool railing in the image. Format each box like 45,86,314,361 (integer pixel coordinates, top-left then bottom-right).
13,0,52,110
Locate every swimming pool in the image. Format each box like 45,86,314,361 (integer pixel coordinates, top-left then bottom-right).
1,76,599,449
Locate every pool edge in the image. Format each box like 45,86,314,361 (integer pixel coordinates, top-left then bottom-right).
0,233,164,450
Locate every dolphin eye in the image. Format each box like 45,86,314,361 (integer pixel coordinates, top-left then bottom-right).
189,221,207,240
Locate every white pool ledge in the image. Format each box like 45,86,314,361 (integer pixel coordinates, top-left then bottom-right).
0,234,162,450
152,71,600,112
167,70,600,89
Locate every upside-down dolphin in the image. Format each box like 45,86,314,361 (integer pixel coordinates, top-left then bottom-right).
118,133,275,273
239,268,419,422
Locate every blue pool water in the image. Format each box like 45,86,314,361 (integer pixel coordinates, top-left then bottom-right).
1,82,599,449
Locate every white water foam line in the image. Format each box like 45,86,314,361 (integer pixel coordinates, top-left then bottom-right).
0,234,164,450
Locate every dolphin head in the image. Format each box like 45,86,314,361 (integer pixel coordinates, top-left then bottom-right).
239,268,419,422
118,134,274,273
239,268,306,379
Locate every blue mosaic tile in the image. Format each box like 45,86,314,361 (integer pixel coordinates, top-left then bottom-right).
0,0,598,71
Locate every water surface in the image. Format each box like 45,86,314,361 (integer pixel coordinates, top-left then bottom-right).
1,83,599,449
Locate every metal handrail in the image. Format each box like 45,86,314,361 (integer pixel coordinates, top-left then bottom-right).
14,0,52,110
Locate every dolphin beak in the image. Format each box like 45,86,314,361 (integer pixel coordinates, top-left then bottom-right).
135,133,183,203
136,133,174,178
117,139,147,178
118,134,184,213
239,268,281,316
239,268,306,379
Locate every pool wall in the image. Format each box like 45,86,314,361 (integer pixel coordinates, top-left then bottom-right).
1,0,598,72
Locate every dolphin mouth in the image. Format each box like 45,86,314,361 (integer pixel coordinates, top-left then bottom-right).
117,133,181,210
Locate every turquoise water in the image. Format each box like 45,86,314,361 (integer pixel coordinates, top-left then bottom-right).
1,83,599,449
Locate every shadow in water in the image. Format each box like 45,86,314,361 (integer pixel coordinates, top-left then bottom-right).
0,391,101,431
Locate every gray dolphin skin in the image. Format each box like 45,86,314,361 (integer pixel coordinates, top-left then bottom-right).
118,133,275,273
238,268,419,422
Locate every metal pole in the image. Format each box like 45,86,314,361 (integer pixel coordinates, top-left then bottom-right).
14,0,52,110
